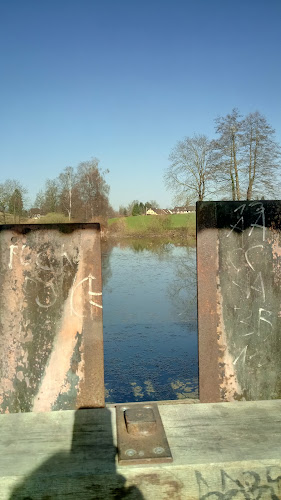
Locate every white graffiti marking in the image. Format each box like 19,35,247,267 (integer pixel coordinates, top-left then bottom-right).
233,345,248,366
245,245,264,271
8,244,18,269
71,274,103,318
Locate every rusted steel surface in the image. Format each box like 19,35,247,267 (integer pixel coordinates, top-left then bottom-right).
197,201,281,403
124,407,157,436
116,403,173,465
0,223,104,413
197,224,220,403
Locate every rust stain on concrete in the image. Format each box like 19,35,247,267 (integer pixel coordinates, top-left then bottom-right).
32,247,84,412
197,201,281,402
216,255,242,402
269,231,281,290
129,473,184,500
0,224,104,413
197,227,221,402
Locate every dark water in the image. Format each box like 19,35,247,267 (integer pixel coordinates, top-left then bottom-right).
101,239,198,403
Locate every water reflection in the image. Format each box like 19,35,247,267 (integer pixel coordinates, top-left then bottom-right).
168,245,197,323
101,238,198,403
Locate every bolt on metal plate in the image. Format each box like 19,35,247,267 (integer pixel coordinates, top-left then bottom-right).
116,402,173,465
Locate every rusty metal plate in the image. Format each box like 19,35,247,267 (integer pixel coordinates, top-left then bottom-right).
116,403,173,465
0,223,104,413
197,201,281,403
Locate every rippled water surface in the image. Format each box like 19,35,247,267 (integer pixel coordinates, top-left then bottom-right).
101,239,198,403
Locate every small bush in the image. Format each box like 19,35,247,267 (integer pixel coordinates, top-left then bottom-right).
107,212,196,237
108,217,127,234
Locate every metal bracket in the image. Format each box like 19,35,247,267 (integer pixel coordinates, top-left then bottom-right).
116,402,173,465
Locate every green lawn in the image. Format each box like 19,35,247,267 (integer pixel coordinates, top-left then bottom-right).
0,211,196,238
31,212,71,223
168,213,196,228
108,213,196,236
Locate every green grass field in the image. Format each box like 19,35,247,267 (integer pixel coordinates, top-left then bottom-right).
0,212,196,240
30,212,71,224
108,213,196,237
0,213,19,224
0,212,71,225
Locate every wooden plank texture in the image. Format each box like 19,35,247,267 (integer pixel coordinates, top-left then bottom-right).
0,400,280,499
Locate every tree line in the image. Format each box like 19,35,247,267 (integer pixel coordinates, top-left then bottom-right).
0,158,113,223
118,200,159,217
0,180,26,223
165,109,281,203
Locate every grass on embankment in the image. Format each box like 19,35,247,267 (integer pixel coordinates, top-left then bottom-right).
108,213,196,240
0,212,71,225
0,212,196,242
30,213,71,223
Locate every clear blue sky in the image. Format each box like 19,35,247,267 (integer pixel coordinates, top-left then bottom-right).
0,0,281,210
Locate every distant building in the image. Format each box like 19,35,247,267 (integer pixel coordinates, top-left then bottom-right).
146,208,172,215
171,206,196,214
146,206,196,215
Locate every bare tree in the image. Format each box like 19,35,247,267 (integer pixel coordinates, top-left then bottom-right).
213,109,281,200
58,166,75,221
34,179,60,215
0,179,26,223
0,183,11,223
34,190,45,213
43,179,60,214
213,108,242,200
9,188,23,223
145,200,159,209
33,158,112,222
118,205,128,216
76,158,110,220
165,134,213,203
125,200,139,216
241,111,281,199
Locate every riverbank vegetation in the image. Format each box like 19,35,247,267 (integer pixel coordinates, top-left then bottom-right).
0,210,196,245
0,158,114,224
2,108,279,230
108,213,196,241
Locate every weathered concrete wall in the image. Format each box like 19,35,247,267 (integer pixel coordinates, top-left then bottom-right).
197,201,281,402
0,223,104,413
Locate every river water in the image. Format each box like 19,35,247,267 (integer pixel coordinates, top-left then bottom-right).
101,239,198,403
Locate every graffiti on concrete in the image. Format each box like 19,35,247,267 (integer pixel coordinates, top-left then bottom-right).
196,467,281,499
197,200,281,402
0,224,104,413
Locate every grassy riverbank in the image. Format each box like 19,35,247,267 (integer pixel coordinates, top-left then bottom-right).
108,213,196,241
0,212,196,243
0,212,71,224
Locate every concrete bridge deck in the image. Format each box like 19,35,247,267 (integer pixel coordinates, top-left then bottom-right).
1,399,280,499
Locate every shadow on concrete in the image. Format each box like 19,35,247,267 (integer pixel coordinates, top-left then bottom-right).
10,407,143,499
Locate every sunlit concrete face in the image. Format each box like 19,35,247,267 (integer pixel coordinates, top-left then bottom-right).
197,201,281,403
0,223,104,413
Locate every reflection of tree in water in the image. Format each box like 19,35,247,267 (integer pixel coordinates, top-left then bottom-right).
116,237,175,259
101,238,115,287
105,240,197,310
10,408,143,499
168,245,197,322
102,239,198,403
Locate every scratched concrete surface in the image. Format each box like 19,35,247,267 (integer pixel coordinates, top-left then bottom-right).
0,224,104,413
197,201,281,402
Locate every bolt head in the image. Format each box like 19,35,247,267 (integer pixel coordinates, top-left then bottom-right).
125,449,136,457
153,447,164,455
